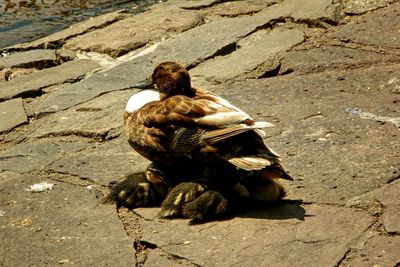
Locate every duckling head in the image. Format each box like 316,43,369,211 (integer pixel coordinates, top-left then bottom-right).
152,62,195,97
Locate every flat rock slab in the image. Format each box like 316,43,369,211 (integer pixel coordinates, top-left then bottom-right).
201,0,272,17
0,49,56,69
343,0,396,15
64,5,203,57
258,0,340,23
0,171,135,266
342,235,400,267
332,2,400,49
138,204,374,266
0,141,91,173
212,63,400,205
32,89,134,138
47,137,150,185
280,45,400,75
35,14,285,114
0,59,100,101
6,10,130,50
373,180,400,234
191,28,304,82
0,98,27,133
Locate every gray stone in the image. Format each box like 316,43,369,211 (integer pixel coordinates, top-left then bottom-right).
139,204,373,266
64,5,203,57
0,171,135,266
212,63,400,205
0,59,100,101
0,98,27,133
258,0,341,23
5,10,130,50
374,180,400,234
191,28,304,82
0,49,56,70
0,142,91,173
32,89,134,138
341,235,400,267
47,137,150,185
178,0,225,9
288,0,341,22
280,45,400,75
333,2,400,49
36,14,285,114
201,0,272,17
343,0,396,15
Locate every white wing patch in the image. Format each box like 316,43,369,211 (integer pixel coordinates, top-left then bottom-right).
194,111,250,126
125,90,160,113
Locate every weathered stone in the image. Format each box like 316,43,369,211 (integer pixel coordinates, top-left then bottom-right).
178,0,225,9
333,2,400,49
36,14,284,114
288,0,341,22
5,10,130,50
48,137,150,185
280,45,400,75
139,204,373,266
0,171,135,266
32,89,133,138
0,49,56,70
0,98,27,133
343,0,396,15
374,180,400,234
341,235,400,267
144,249,190,266
0,67,38,81
0,142,91,173
0,59,100,101
258,0,341,24
191,28,304,82
64,5,203,57
213,64,400,204
204,0,272,18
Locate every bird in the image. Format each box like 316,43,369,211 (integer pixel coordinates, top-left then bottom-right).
119,61,293,222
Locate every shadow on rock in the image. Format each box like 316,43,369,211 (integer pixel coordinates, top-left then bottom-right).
237,199,307,221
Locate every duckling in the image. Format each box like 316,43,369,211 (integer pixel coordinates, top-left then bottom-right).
120,61,292,221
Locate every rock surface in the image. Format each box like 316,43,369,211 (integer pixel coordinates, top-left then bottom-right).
0,1,399,266
0,172,135,266
0,59,100,101
0,98,27,133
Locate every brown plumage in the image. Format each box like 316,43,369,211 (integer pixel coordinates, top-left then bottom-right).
119,62,294,221
124,62,292,183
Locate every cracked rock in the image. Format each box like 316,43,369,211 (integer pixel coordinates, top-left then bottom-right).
0,49,57,70
0,171,135,266
0,59,100,101
333,2,400,49
190,28,304,82
0,142,91,173
0,98,27,133
139,204,373,266
373,179,400,234
64,5,204,57
35,13,286,113
32,89,134,138
340,235,400,267
48,137,150,185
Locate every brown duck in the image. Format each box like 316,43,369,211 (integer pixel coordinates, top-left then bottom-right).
123,62,293,208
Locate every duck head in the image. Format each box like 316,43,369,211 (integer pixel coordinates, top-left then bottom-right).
152,62,195,98
125,62,194,113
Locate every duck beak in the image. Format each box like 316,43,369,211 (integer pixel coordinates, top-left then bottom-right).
132,77,154,89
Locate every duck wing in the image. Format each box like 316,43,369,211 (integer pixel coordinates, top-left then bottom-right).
138,93,273,152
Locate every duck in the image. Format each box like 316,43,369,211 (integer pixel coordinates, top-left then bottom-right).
122,61,293,221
